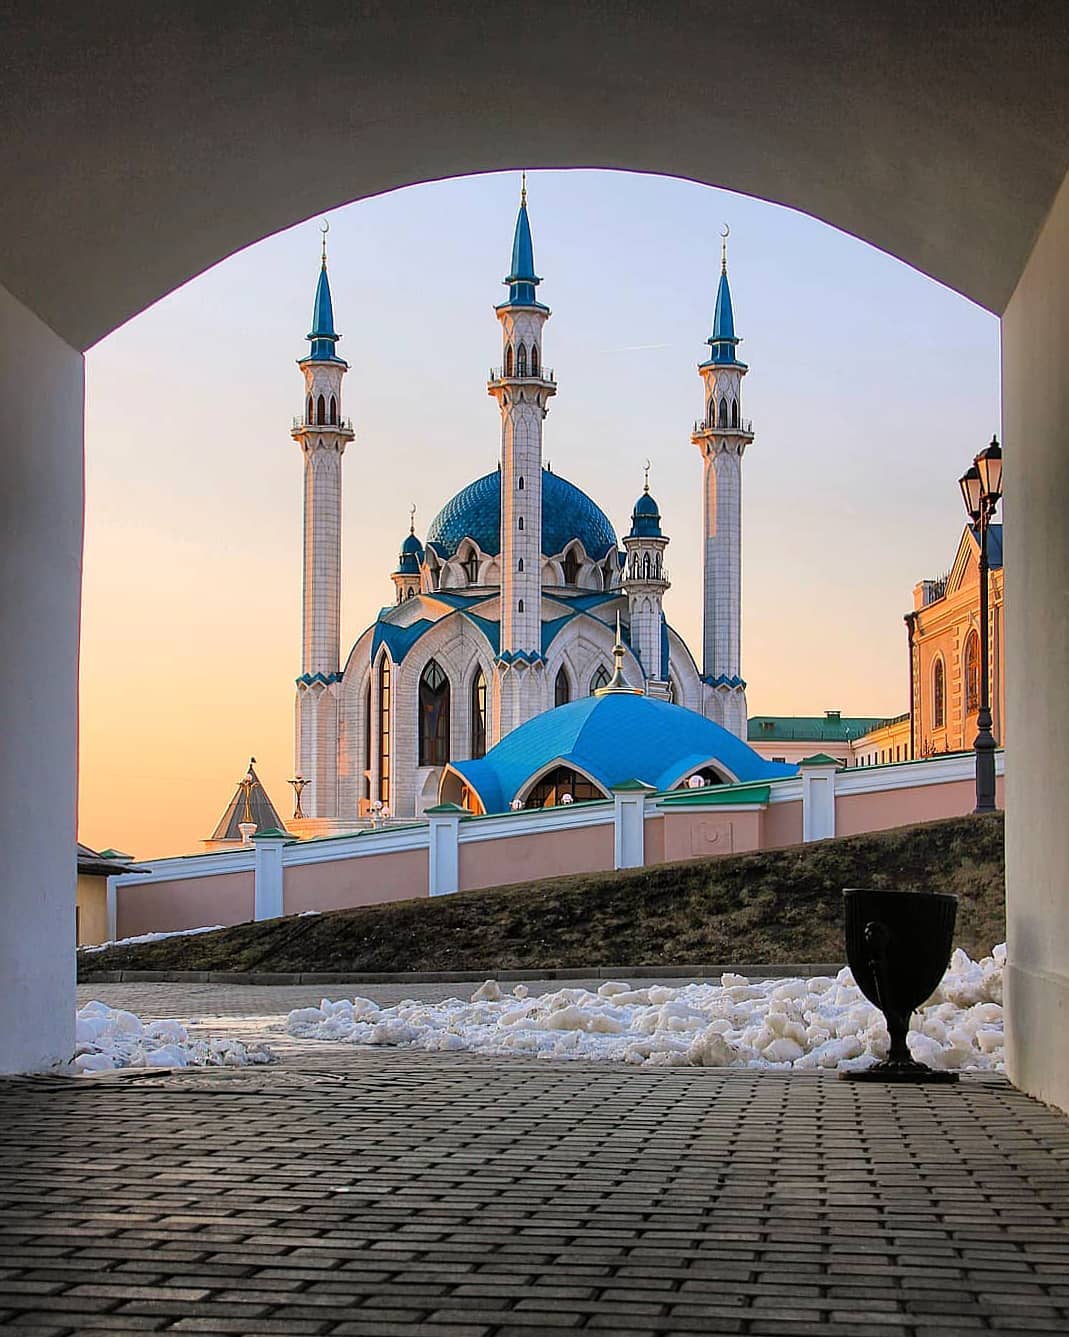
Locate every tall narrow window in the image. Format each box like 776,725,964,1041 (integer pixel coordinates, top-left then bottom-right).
562,550,579,585
329,395,337,425
531,344,540,376
518,516,524,531
419,659,450,766
317,393,326,425
731,398,739,427
554,667,570,708
504,344,513,377
518,599,524,613
307,395,314,422
518,476,524,491
463,551,479,584
363,681,372,800
718,396,728,427
642,552,651,578
517,343,528,376
470,669,487,759
590,665,611,694
964,632,981,712
378,656,391,806
517,558,524,572
708,399,716,428
933,658,946,729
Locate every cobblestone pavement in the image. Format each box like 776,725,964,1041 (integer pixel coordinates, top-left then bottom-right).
0,991,1065,1336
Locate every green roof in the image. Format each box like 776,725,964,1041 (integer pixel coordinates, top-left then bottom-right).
747,715,884,743
657,782,772,808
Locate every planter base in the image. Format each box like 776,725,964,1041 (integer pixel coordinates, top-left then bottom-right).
840,1060,959,1084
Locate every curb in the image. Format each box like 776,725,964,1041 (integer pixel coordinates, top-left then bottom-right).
78,963,846,987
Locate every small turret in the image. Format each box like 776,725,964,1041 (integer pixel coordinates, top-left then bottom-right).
392,510,424,603
622,466,671,696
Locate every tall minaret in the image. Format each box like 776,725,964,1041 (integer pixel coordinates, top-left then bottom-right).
622,466,672,699
291,225,355,817
690,231,753,739
487,176,556,738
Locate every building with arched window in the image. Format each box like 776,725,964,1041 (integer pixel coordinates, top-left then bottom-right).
295,183,757,823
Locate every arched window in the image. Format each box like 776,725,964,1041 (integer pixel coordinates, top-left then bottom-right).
518,516,524,531
462,550,479,584
504,344,513,377
708,399,715,428
590,665,611,694
378,656,391,806
642,552,651,578
518,599,525,613
363,680,372,801
731,398,739,427
418,659,450,767
525,765,607,808
933,658,946,729
470,669,487,759
562,550,579,585
317,394,326,425
654,552,662,577
307,395,314,423
517,343,528,376
554,667,571,708
329,395,337,425
518,475,524,490
517,558,524,572
718,396,728,427
964,632,981,712
531,344,540,377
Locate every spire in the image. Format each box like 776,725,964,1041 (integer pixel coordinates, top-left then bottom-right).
705,225,743,366
304,221,342,362
596,614,643,696
502,173,542,307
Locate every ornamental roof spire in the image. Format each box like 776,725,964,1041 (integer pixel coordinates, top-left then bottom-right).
304,220,342,362
502,172,542,306
596,613,643,696
705,224,743,366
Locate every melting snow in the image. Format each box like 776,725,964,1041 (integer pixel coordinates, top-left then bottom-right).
71,1002,275,1073
286,945,1006,1073
79,924,225,953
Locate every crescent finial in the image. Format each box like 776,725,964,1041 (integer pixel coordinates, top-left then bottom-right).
643,458,651,492
720,223,730,239
409,503,417,534
320,218,330,267
720,222,730,272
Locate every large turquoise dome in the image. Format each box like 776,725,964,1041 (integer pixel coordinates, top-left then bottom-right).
425,468,617,560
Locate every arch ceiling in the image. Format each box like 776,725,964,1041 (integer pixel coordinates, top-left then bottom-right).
2,2,1067,349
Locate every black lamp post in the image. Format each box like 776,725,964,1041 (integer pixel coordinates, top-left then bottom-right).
958,436,1003,813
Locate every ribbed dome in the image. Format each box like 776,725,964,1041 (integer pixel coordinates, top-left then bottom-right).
629,489,662,538
396,530,424,575
425,469,617,560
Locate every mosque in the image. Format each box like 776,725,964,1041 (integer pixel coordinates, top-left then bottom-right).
292,183,792,823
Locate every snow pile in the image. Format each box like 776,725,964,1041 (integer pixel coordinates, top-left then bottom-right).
79,924,225,953
71,1002,275,1073
286,945,1005,1073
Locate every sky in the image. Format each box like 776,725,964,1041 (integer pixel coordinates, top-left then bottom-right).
79,169,1000,858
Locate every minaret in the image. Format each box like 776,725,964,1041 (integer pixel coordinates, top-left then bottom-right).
291,225,355,817
487,176,556,738
690,230,753,739
392,508,424,603
622,466,671,698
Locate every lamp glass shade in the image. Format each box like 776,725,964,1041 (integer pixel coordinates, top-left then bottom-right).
959,466,982,521
976,438,1003,503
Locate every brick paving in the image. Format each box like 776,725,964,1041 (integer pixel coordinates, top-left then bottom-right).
0,988,1064,1335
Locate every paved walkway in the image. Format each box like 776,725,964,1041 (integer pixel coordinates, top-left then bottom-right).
0,987,1066,1336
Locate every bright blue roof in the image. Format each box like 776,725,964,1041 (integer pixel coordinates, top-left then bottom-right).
501,199,543,308
304,263,344,363
395,530,424,575
629,489,663,538
425,468,617,560
448,693,797,813
704,266,745,367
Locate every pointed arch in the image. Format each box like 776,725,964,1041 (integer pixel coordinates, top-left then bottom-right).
530,343,540,377
642,552,651,578
470,667,487,759
316,393,326,424
590,665,611,694
518,598,525,613
730,397,739,427
517,557,524,572
517,342,527,376
418,659,450,767
504,344,513,377
554,666,571,708
718,396,728,427
523,763,608,808
363,677,372,801
562,549,579,586
933,655,946,729
307,394,314,423
377,654,391,806
963,631,981,712
518,475,524,490
329,394,337,424
518,516,524,531
461,546,479,585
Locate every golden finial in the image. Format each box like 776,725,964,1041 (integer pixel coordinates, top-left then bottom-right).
643,458,651,493
320,219,330,269
720,222,730,274
409,503,417,535
521,170,527,207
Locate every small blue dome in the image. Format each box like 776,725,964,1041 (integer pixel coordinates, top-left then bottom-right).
396,530,424,575
629,489,662,539
426,469,617,560
446,694,797,814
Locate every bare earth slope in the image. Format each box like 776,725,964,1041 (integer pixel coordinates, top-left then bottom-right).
80,814,1004,978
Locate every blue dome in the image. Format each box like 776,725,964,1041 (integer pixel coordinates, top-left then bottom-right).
629,489,662,538
426,469,617,560
396,530,424,574
446,693,797,813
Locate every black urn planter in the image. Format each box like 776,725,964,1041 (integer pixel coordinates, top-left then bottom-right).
841,888,959,1084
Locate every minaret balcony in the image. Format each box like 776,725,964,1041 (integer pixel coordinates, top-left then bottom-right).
692,417,753,434
488,367,556,385
292,415,354,433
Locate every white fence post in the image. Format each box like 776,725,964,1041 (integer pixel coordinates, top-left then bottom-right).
252,828,289,920
799,754,840,842
426,803,464,896
612,781,656,870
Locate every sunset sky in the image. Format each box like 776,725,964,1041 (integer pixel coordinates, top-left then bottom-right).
79,169,1000,858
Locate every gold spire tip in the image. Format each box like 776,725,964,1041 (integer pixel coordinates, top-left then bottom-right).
720,222,730,273
320,219,330,268
521,170,527,207
643,458,651,493
409,503,417,535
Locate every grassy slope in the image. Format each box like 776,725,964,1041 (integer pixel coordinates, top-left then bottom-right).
80,813,1005,978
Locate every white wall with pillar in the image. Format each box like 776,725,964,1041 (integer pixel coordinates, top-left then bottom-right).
1004,166,1069,1115
613,782,655,869
427,803,464,896
253,828,290,920
0,283,82,1073
799,755,840,843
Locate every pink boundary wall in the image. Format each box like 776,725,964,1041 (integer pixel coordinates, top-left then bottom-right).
109,757,1004,936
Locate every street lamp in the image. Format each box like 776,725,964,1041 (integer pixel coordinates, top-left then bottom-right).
958,435,1003,813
